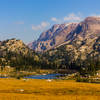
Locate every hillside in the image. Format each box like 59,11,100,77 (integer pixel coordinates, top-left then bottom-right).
0,38,33,55
41,17,100,75
1,16,100,75
65,17,100,60
0,38,40,71
28,23,78,52
29,17,100,55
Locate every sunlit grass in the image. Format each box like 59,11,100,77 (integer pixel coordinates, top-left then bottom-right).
0,78,100,100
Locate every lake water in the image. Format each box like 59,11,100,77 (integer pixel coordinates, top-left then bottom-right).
24,73,64,79
0,77,7,78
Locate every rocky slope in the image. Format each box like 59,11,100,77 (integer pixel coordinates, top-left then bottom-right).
29,17,100,60
64,17,100,60
0,38,40,69
0,38,31,55
43,17,100,68
37,16,100,72
29,23,78,52
0,16,100,72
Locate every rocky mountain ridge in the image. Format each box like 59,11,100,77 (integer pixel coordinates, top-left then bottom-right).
28,23,78,52
43,16,100,67
0,16,100,72
0,38,41,70
0,38,33,56
28,17,100,60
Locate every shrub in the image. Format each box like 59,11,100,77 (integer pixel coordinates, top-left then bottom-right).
76,77,89,82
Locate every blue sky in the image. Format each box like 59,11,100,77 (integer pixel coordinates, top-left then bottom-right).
0,0,100,43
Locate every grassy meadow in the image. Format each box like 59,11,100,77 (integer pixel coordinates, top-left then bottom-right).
0,78,100,100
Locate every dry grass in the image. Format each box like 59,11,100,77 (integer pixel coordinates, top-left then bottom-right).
0,78,100,100
0,69,55,78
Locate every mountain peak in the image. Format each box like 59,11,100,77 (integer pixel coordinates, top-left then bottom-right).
84,16,100,22
0,38,30,55
28,23,78,52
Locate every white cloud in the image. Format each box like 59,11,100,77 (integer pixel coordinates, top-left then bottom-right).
51,17,58,22
64,13,82,22
32,22,50,31
90,14,100,17
51,13,82,24
51,17,61,23
41,22,49,27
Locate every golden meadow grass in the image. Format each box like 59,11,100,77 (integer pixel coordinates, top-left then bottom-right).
0,78,100,100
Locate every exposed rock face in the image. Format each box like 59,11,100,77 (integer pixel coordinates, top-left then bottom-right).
40,17,100,70
0,38,33,56
63,17,100,60
29,17,100,62
0,38,41,69
28,16,100,61
29,23,78,52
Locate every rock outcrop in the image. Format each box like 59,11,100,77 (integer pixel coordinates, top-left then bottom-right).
29,23,78,52
28,16,100,62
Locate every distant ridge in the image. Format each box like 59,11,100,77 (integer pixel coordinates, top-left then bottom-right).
28,23,78,52
28,16,100,55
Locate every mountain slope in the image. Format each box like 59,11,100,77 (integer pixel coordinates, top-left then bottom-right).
41,17,100,73
28,23,78,52
0,38,32,55
0,38,40,70
65,17,100,60
28,16,100,62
